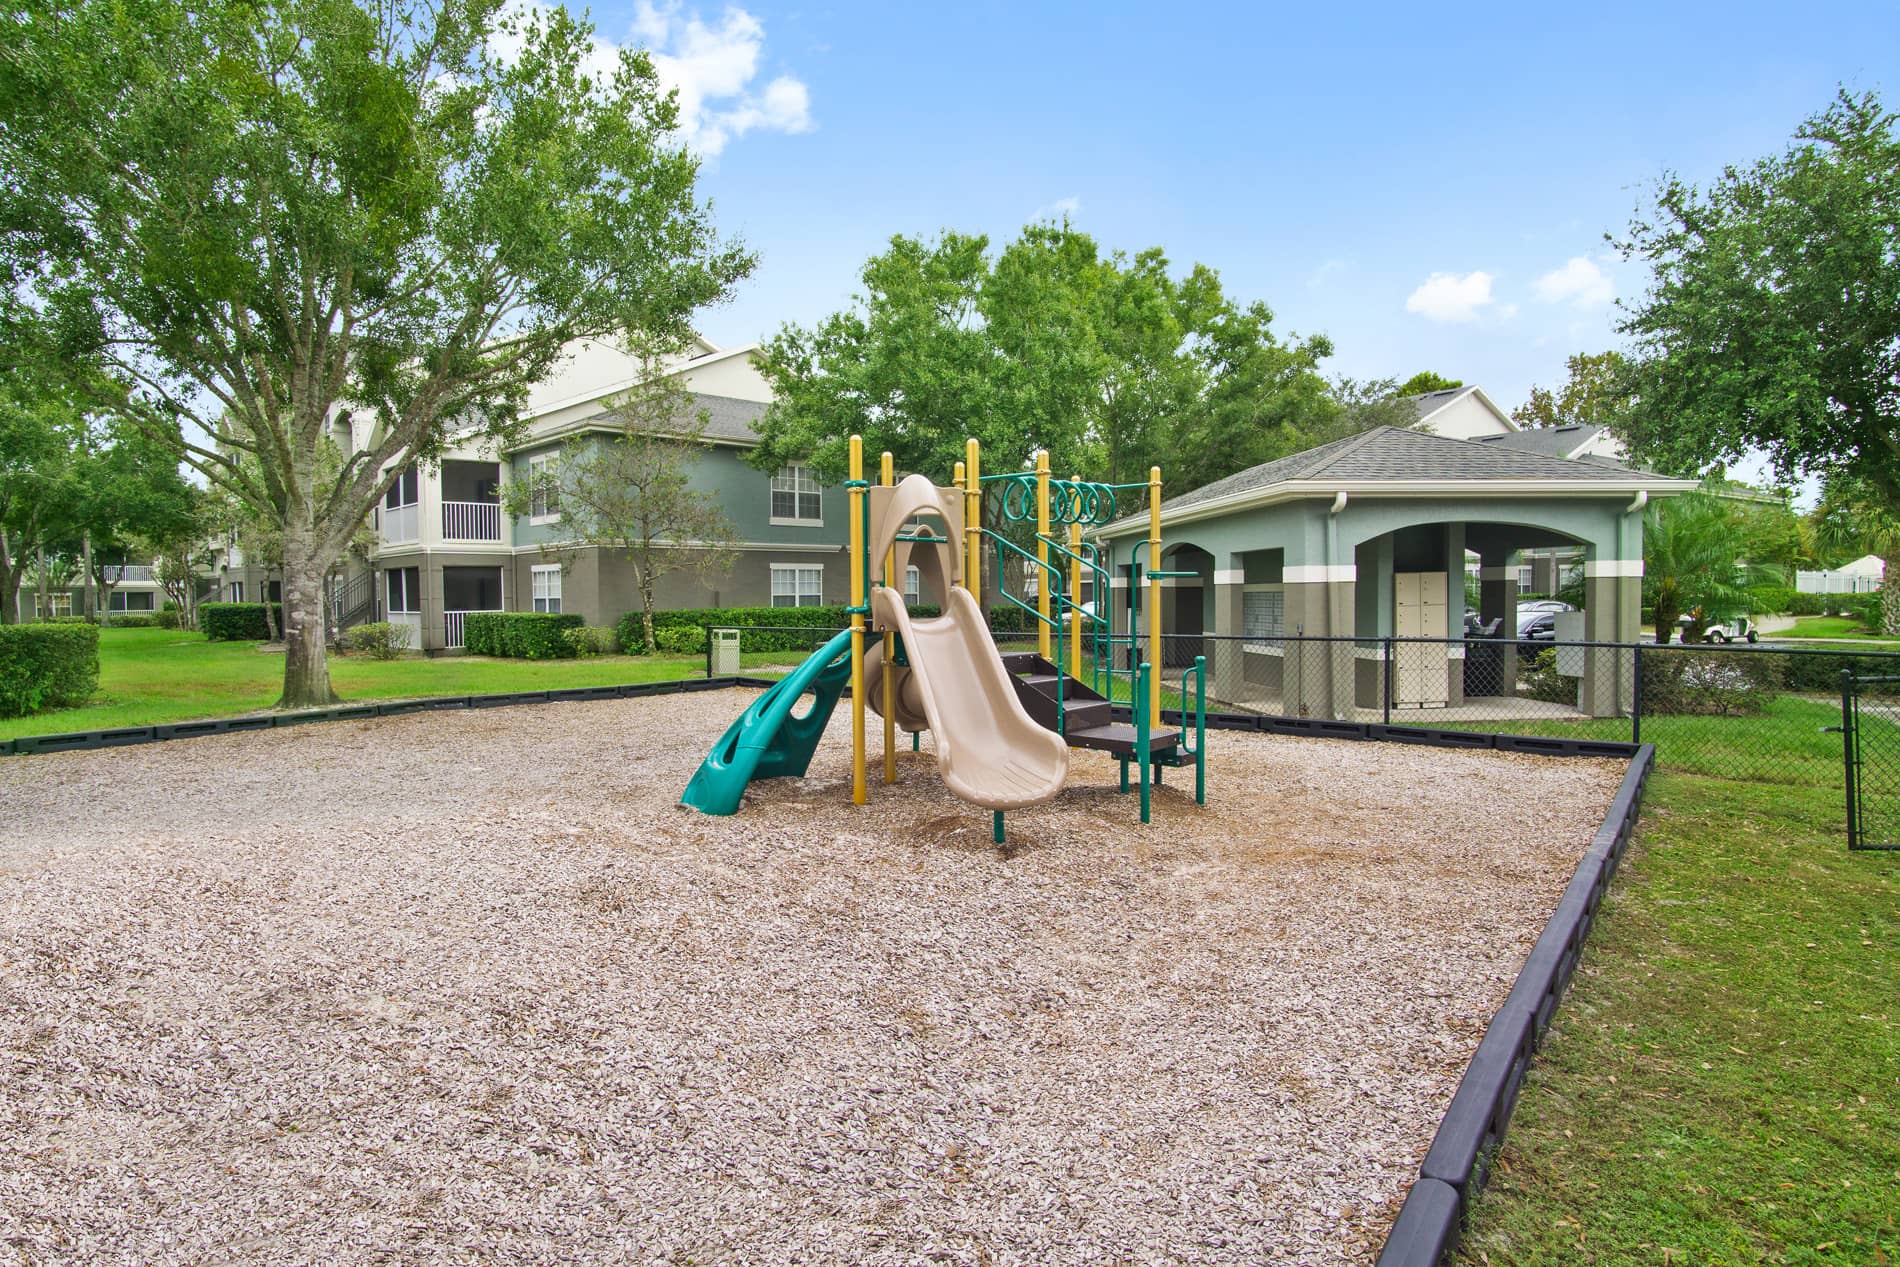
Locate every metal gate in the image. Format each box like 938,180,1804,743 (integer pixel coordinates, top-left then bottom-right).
1843,672,1900,850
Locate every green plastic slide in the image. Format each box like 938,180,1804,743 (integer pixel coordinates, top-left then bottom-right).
679,628,856,815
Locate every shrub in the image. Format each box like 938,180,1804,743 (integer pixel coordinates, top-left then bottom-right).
198,602,282,641
1745,585,1796,616
562,625,620,657
463,611,583,658
1639,647,1782,716
155,604,184,630
0,623,101,717
1789,591,1828,616
1520,648,1579,705
103,614,157,628
610,601,1048,654
1780,649,1900,693
1846,593,1884,630
344,621,411,660
653,625,706,656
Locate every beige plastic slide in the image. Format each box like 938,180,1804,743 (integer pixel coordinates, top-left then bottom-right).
869,584,1070,811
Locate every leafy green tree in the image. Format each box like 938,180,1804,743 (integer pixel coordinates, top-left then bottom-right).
1396,371,1463,396
1612,90,1900,629
507,358,737,654
1810,476,1900,629
0,381,82,623
1512,351,1635,430
0,0,753,705
753,223,1340,500
1645,492,1783,642
70,425,200,623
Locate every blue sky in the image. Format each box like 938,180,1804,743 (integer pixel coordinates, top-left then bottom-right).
591,0,1899,420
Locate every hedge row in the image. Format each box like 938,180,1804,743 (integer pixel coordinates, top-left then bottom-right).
198,602,283,641
463,611,583,659
0,623,101,717
614,602,1042,654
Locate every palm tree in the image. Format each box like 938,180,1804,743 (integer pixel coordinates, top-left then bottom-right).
1810,477,1900,634
1645,492,1782,643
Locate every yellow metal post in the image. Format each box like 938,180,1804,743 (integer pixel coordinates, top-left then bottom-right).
1068,475,1083,678
880,450,896,785
965,438,981,607
953,460,966,586
1035,450,1051,660
1148,464,1162,734
849,436,867,805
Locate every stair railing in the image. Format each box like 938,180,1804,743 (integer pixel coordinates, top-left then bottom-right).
982,527,1073,731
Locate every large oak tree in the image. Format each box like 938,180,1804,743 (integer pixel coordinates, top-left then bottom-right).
0,0,752,704
1614,90,1900,629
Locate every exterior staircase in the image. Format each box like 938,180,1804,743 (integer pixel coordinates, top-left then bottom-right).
999,651,1181,757
328,571,376,641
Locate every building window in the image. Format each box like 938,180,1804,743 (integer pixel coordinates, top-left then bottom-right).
905,565,921,605
770,564,823,608
37,592,73,619
228,582,244,603
383,464,419,510
385,566,421,614
108,591,155,613
531,564,562,614
770,464,822,524
1242,585,1284,651
528,453,560,523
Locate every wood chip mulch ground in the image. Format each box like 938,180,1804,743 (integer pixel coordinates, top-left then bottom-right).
0,689,1624,1265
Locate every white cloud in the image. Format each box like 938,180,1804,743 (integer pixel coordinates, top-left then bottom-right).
1306,257,1350,290
1533,256,1614,308
1404,271,1495,323
491,0,812,156
1032,195,1082,222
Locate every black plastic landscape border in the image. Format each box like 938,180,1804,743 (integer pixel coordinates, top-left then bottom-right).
1374,742,1657,1267
0,675,787,758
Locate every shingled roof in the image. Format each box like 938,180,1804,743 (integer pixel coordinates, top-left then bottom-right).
1152,426,1678,517
569,392,769,445
1474,423,1608,459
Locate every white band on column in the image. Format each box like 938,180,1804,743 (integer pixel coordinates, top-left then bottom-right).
1583,560,1644,577
1283,564,1356,583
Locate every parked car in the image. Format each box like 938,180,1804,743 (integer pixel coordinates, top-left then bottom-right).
1517,609,1560,640
1061,600,1099,628
1518,599,1576,615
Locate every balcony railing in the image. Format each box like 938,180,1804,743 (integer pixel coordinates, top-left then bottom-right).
441,609,506,649
103,565,155,584
381,502,420,545
442,500,502,542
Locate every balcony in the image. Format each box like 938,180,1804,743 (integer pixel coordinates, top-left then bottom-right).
442,500,502,542
380,502,420,546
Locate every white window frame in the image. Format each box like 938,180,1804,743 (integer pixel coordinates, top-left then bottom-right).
37,592,73,619
769,563,824,609
1242,582,1285,654
528,453,559,525
769,464,823,526
385,567,421,615
109,590,155,613
530,564,563,614
904,565,921,605
228,582,244,603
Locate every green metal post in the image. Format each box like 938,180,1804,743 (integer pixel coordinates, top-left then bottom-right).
1194,654,1207,805
993,810,1005,844
911,730,920,751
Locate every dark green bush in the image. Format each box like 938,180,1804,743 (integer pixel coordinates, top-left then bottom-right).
102,614,157,628
1778,649,1900,693
1745,585,1796,615
615,601,1036,654
198,602,282,640
653,625,706,656
1520,648,1579,705
0,623,101,717
1845,593,1884,629
1639,647,1782,715
562,625,620,657
344,621,412,659
463,611,583,658
1789,591,1827,616
156,604,184,630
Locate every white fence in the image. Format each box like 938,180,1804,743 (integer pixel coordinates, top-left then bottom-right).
441,500,502,542
1797,569,1881,595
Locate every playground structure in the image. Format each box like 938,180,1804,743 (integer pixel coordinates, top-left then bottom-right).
681,437,1207,838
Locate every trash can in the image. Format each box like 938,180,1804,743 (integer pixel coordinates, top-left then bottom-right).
711,627,741,676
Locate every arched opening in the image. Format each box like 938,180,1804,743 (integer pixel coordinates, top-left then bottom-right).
1159,542,1214,668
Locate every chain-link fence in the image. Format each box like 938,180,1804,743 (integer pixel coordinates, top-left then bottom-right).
702,621,1896,789
1847,674,1900,849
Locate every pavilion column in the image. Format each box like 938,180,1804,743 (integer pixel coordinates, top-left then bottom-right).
1285,563,1355,720
1211,561,1244,710
1582,555,1643,717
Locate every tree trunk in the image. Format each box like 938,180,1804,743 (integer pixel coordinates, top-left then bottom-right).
0,527,19,624
36,546,48,621
1653,598,1677,644
81,531,95,622
277,530,337,709
264,572,281,642
1883,552,1900,636
640,567,656,655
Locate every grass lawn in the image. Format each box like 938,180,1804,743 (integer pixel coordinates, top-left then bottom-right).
0,627,798,740
1777,616,1900,644
1458,773,1899,1265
